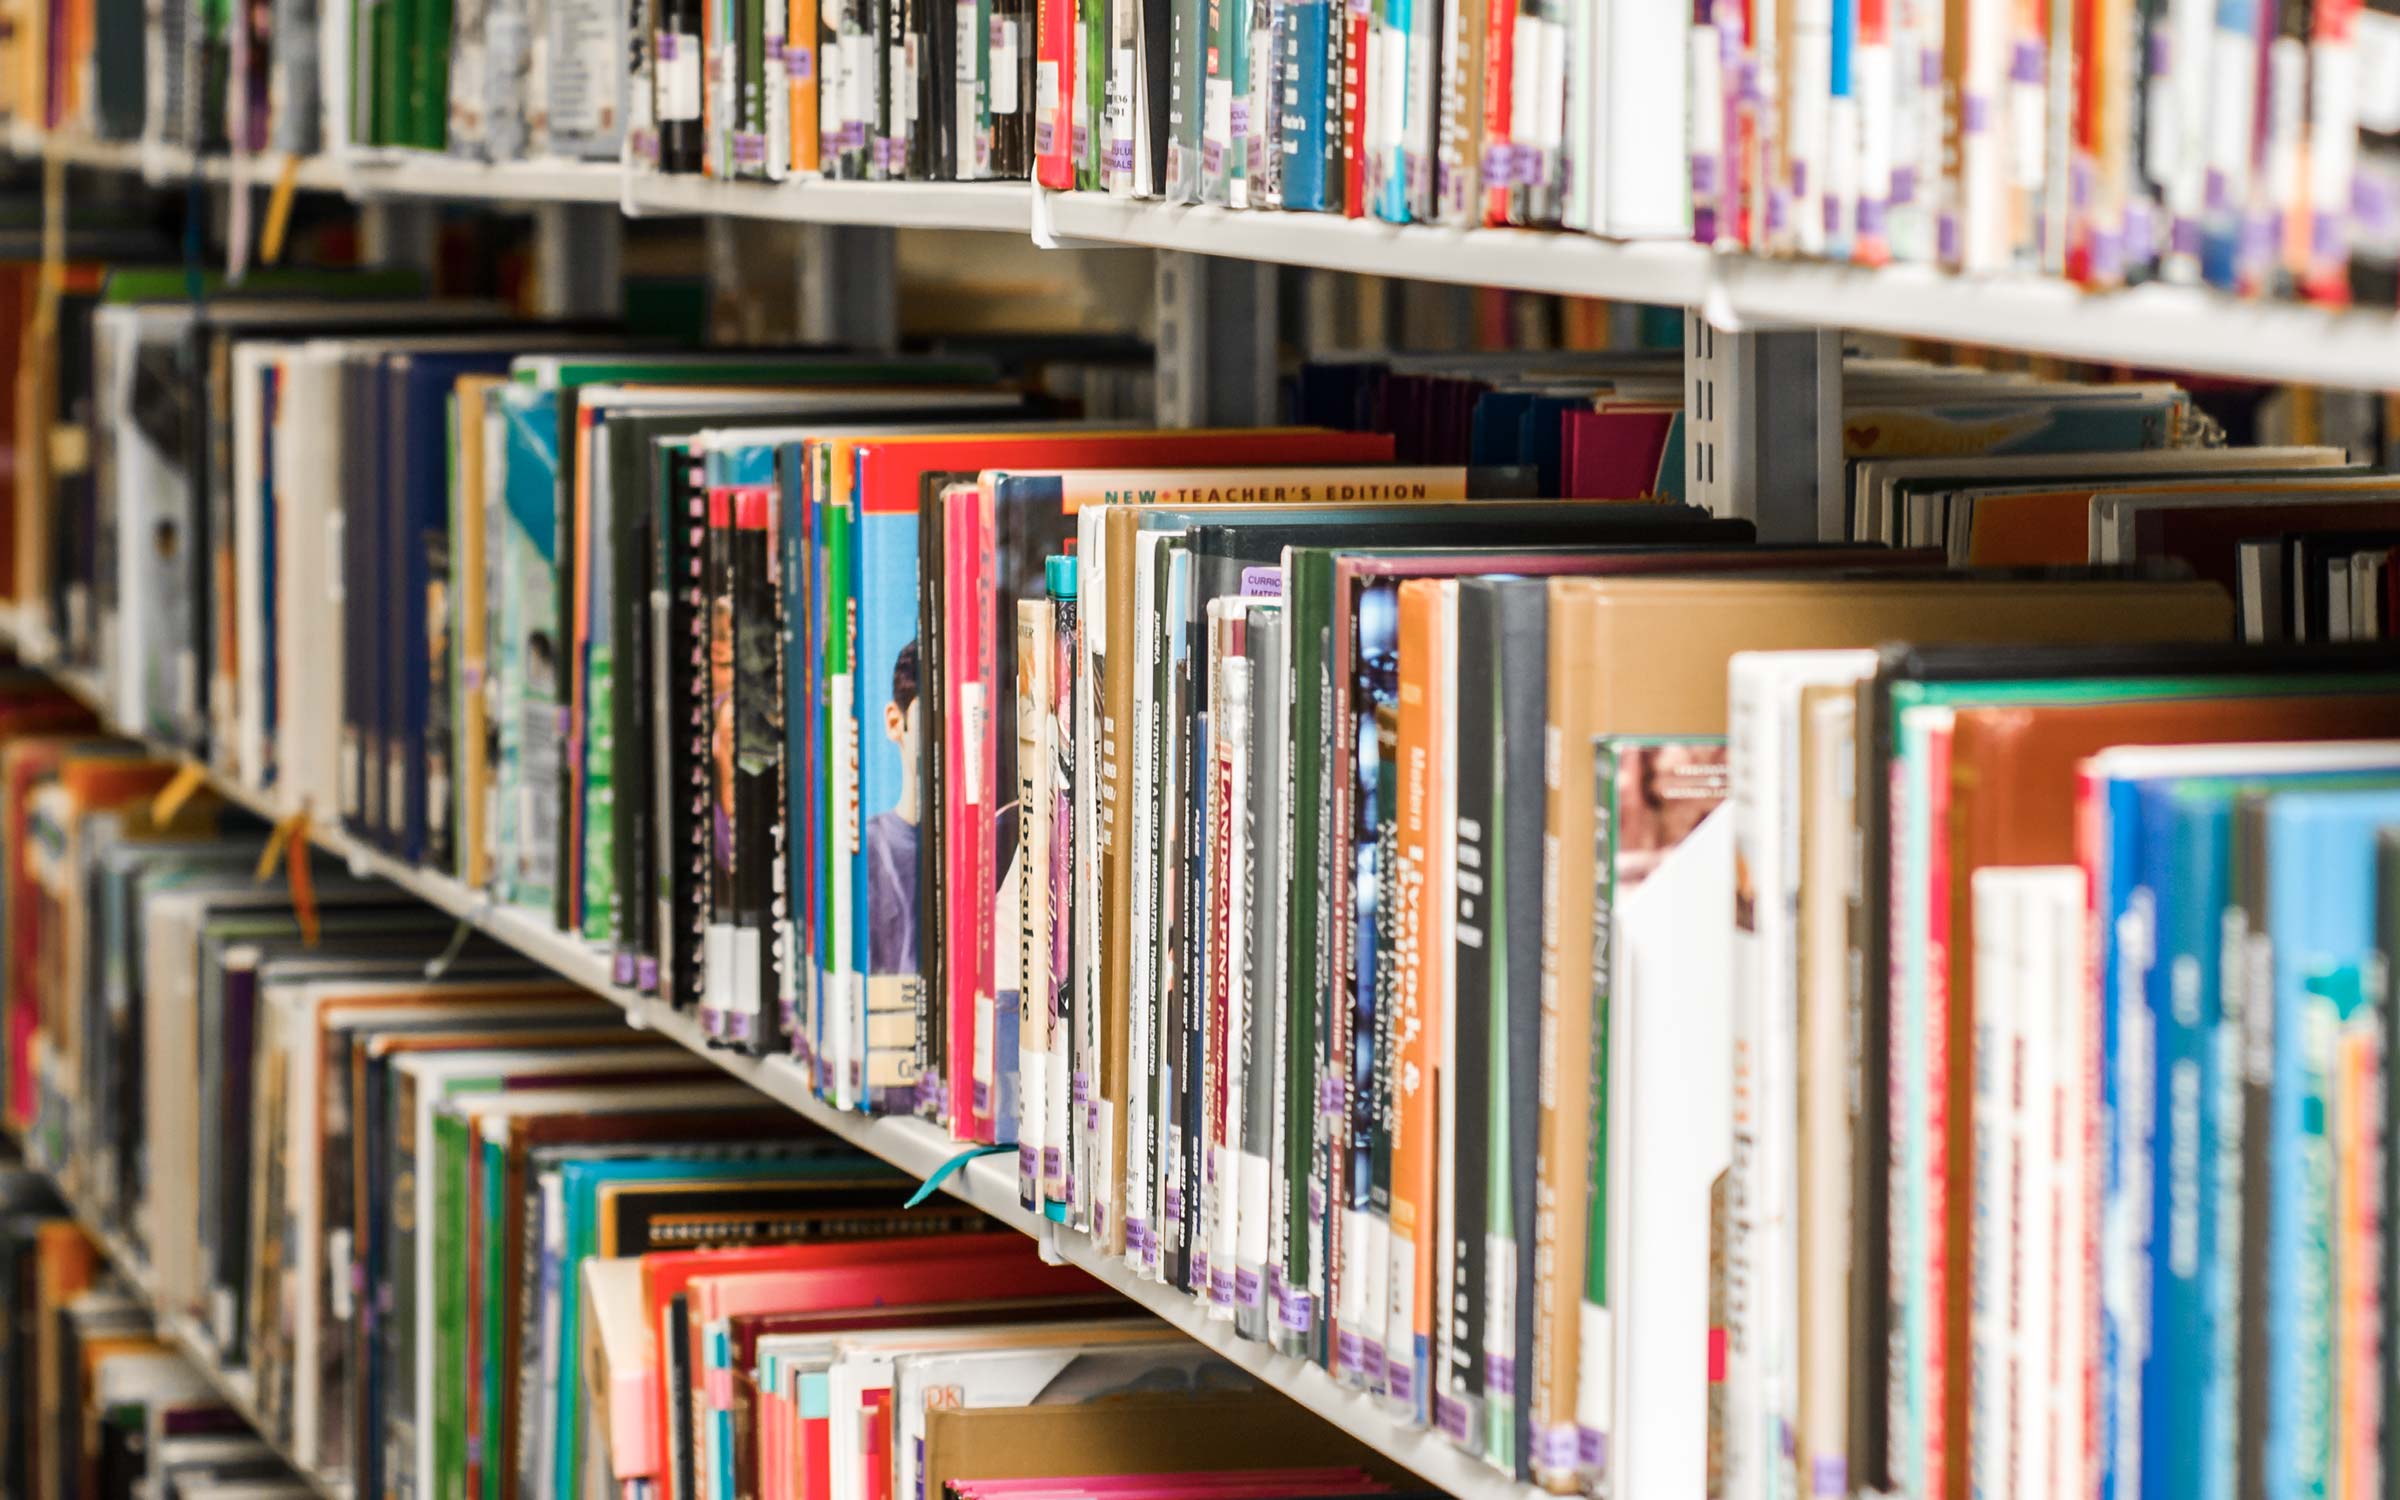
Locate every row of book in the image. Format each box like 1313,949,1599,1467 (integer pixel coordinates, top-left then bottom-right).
23,271,2400,1500
0,1167,326,1500
6,0,2400,302
0,681,1469,1500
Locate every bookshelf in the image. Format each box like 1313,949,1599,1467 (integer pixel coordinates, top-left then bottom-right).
11,133,2400,387
2,96,2390,1500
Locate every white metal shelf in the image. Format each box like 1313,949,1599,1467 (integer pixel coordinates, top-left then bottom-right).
5,635,1530,1500
8,125,2400,387
623,172,1033,229
340,148,624,204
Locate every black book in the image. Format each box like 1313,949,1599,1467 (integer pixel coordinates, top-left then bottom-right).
668,1291,699,1500
1146,536,1188,1285
653,437,714,1014
1488,574,1547,1478
338,355,379,840
655,0,707,171
1443,576,1499,1446
618,456,659,991
987,0,1035,177
707,481,742,1037
734,485,788,1053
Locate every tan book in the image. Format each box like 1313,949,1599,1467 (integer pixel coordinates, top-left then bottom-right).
921,1392,1394,1497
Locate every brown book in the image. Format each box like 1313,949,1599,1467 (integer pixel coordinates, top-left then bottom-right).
1936,687,2400,1497
922,1392,1397,1496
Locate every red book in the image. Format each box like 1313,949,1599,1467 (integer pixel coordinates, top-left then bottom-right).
1559,408,1681,500
1479,0,1514,224
1033,0,1075,186
1343,4,1370,216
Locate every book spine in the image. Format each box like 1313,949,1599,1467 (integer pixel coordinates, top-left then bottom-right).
1576,740,1622,1491
737,485,785,1052
1168,562,1206,1292
1477,0,1512,222
1168,0,1202,196
1491,582,1546,1479
1239,605,1283,1340
1279,0,1330,205
1920,714,1955,1500
1035,0,1073,180
1049,566,1079,1218
703,485,739,1040
1445,581,1496,1452
1726,668,1773,1500
1387,581,1436,1426
2298,0,2361,300
1340,0,1367,212
2138,786,2210,1500
1018,595,1054,1210
1283,550,1331,1358
1352,583,1400,1396
823,452,859,1107
658,0,706,166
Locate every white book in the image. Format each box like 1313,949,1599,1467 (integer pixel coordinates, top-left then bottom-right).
1018,598,1054,1213
1989,865,2082,1500
1789,0,1833,258
1968,868,2024,1499
2035,869,2089,1500
1796,684,1859,1499
1610,806,1733,1500
272,343,351,823
1727,650,1875,1500
1605,0,1688,236
1124,527,1172,1276
1075,504,1110,1247
1208,607,1253,1322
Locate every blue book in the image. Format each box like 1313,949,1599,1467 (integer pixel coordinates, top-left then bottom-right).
853,446,924,1116
2261,786,2400,1500
777,444,814,1059
1468,393,1536,468
1277,0,1333,209
2198,0,2257,290
2135,778,2213,1500
496,386,565,917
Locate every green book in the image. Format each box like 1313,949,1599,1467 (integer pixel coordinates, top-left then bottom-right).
1280,545,1334,1365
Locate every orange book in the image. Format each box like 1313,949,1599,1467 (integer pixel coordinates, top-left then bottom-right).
789,0,820,172
1384,578,1446,1429
31,1220,99,1500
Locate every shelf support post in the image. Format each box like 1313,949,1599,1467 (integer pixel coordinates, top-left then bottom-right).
1155,251,1278,428
532,202,624,317
1682,311,1844,541
797,224,900,352
358,199,439,272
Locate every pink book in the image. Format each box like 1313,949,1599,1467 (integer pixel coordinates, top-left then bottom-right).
942,482,991,1140
1559,407,1680,500
950,1473,1389,1500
